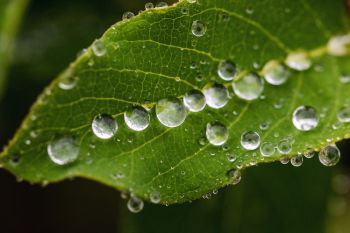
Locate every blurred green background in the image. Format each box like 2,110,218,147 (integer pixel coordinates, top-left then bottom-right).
0,0,350,233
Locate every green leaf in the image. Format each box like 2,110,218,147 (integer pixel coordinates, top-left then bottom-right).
0,0,28,98
1,0,350,204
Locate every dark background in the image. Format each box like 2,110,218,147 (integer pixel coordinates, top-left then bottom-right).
0,1,349,233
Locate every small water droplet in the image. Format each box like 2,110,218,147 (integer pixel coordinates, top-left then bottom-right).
227,169,241,185
206,122,229,146
260,142,275,157
191,20,207,37
292,105,319,131
127,196,144,213
203,83,229,109
245,7,254,14
217,60,237,81
319,145,341,166
47,136,79,165
291,154,303,167
145,2,154,9
262,60,290,85
327,33,350,56
285,52,311,71
277,139,292,155
227,151,237,162
122,11,134,20
187,0,197,3
337,107,350,123
124,106,150,131
92,114,118,139
183,89,206,112
58,76,78,90
241,131,260,150
150,192,161,204
156,98,187,127
156,1,168,7
92,40,106,57
280,156,290,164
259,122,270,131
181,7,189,15
232,73,264,100
339,73,350,84
304,149,316,159
198,137,207,146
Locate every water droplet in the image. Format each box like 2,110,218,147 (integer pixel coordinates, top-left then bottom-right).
217,60,237,81
198,137,207,146
203,83,229,109
145,2,154,9
206,122,229,146
277,139,292,155
260,142,275,157
156,2,168,7
262,60,290,85
47,136,79,165
285,52,311,71
180,7,189,15
241,131,260,150
218,12,230,22
291,154,303,167
273,98,284,109
304,149,316,159
150,192,161,204
127,196,144,213
156,98,187,127
183,89,206,112
122,11,134,20
124,106,150,131
245,7,254,14
191,20,207,37
327,33,350,56
92,114,118,139
232,73,264,100
187,0,197,3
259,122,270,131
340,73,350,84
337,107,350,123
92,40,106,57
319,145,341,166
58,76,78,90
227,169,241,185
280,156,290,164
227,152,237,162
292,106,319,131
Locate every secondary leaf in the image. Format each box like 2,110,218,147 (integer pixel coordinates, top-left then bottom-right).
1,0,350,205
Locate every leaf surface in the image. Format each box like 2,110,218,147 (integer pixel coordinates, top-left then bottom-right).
1,0,350,204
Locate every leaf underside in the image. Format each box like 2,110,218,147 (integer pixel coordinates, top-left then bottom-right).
1,0,350,204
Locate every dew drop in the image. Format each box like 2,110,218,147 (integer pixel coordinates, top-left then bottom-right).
187,0,197,3
183,89,206,112
156,98,187,127
232,73,264,101
203,83,229,109
259,122,270,131
280,156,290,165
47,136,79,165
260,142,275,157
156,2,168,7
92,40,106,57
124,106,150,131
340,74,350,84
291,154,303,167
319,145,341,166
227,152,237,162
127,196,144,213
292,106,319,131
145,2,154,9
150,192,161,204
304,149,316,159
198,137,207,146
191,20,207,37
180,7,189,15
277,139,292,155
122,11,134,20
285,52,311,71
206,122,229,146
241,131,260,150
327,33,350,56
217,60,237,81
92,114,118,139
227,169,241,185
337,107,350,123
262,60,290,85
58,76,78,90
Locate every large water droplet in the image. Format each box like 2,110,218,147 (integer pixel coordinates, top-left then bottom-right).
183,89,206,112
291,154,303,167
319,145,341,166
206,122,229,146
191,20,207,37
285,52,311,71
217,60,237,81
337,107,350,123
156,98,187,127
92,114,118,139
127,196,144,213
241,131,260,150
260,142,275,157
277,139,292,155
124,107,150,131
47,136,79,165
203,83,229,109
92,40,106,57
327,33,350,56
232,73,264,100
262,60,290,85
292,106,319,131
